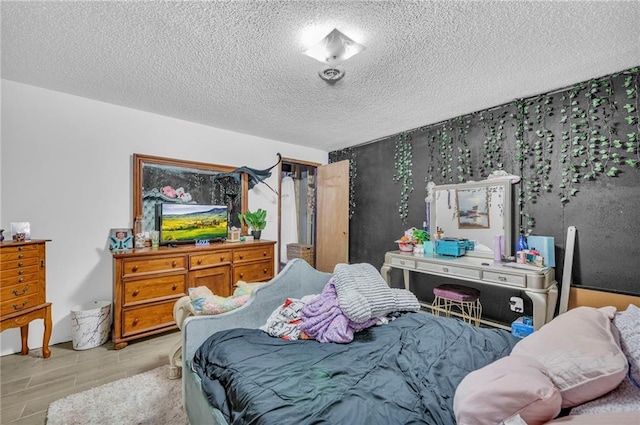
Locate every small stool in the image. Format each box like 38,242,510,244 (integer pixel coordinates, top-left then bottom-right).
432,284,482,326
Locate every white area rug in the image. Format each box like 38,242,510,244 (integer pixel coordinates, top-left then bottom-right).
46,365,188,425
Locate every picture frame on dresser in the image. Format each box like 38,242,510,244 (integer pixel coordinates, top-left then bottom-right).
109,228,133,250
132,154,249,234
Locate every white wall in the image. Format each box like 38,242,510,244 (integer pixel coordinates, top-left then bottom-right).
0,80,327,356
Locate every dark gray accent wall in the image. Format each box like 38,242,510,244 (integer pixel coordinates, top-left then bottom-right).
331,68,639,322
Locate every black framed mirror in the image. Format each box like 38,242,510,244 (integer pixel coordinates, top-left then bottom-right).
133,154,248,233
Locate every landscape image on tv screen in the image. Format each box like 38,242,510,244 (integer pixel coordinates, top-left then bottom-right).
160,204,228,243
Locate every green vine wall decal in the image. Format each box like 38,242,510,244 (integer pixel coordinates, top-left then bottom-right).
478,110,507,177
370,66,640,233
622,69,639,166
393,132,413,224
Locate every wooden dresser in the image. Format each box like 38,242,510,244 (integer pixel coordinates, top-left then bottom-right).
112,240,275,349
0,240,52,358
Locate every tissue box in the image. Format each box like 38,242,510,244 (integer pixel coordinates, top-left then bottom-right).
227,228,241,242
511,316,534,338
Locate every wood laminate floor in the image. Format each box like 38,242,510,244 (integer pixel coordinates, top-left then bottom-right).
0,331,180,425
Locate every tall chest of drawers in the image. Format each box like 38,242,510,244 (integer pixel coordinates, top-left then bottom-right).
0,240,52,358
112,240,275,349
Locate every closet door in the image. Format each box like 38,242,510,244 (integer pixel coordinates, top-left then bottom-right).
316,160,349,272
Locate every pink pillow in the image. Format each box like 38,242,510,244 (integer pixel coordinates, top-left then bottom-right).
454,355,562,425
511,307,627,408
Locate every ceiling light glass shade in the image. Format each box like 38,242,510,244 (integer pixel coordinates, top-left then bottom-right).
304,28,365,67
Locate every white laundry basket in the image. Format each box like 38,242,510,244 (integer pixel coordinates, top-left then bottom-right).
70,301,112,350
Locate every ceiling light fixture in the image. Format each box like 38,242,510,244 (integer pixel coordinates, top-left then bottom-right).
303,28,365,83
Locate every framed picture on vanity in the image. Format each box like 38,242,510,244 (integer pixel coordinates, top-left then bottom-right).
109,228,133,250
456,187,490,229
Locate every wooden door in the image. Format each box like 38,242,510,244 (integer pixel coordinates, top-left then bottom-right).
316,160,350,272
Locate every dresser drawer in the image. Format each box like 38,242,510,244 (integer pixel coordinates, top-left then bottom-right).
0,244,39,262
1,281,40,302
190,250,232,270
482,271,526,288
1,266,39,285
122,274,187,306
390,257,416,269
122,301,176,337
121,255,187,277
233,260,273,283
1,293,43,316
0,256,40,271
233,246,273,263
417,262,482,279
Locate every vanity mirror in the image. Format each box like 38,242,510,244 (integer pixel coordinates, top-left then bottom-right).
430,179,515,259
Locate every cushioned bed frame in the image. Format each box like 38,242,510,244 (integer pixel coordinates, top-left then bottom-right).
182,259,333,425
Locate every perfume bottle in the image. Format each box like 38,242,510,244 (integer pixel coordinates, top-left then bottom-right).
516,234,528,252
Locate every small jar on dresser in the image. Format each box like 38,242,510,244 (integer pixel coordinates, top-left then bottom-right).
0,239,53,358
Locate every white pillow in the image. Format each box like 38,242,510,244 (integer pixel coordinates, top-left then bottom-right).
453,355,562,425
511,306,627,408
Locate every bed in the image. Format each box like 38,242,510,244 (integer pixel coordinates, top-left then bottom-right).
181,259,640,425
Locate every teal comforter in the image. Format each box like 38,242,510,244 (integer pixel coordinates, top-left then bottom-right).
193,312,518,425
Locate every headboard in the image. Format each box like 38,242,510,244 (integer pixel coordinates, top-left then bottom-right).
569,287,639,311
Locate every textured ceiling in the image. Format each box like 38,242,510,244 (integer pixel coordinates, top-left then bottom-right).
2,1,640,152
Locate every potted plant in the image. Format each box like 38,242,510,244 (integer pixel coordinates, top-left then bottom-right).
412,229,432,255
238,208,267,239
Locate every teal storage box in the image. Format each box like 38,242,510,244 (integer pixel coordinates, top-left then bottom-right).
435,238,466,257
511,316,534,338
527,235,555,267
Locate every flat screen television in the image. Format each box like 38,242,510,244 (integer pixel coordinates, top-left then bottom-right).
157,203,228,245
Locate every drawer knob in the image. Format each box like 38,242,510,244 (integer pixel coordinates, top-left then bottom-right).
12,300,28,310
132,265,139,272
263,268,267,273
18,253,24,259
17,261,23,267
197,259,202,265
220,256,224,261
18,246,23,251
18,277,24,283
239,273,244,278
132,289,140,297
172,261,177,267
499,276,507,282
239,255,244,259
18,270,24,275
442,267,449,273
263,251,267,256
172,284,178,290
132,318,139,326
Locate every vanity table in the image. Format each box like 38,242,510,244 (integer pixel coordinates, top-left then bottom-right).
380,251,558,330
383,177,559,330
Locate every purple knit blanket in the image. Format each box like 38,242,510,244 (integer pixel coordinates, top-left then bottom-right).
300,278,378,343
